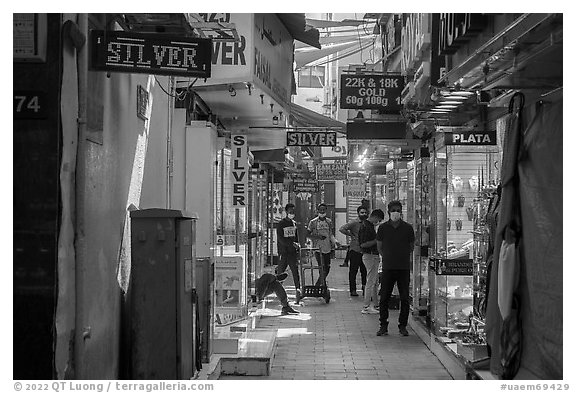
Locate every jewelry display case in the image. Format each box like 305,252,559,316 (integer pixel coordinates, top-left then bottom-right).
428,129,499,336
411,149,432,316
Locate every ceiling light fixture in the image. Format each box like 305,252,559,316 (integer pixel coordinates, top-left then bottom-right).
260,94,264,104
450,91,475,96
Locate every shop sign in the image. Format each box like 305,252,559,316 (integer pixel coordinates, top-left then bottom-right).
438,14,486,56
214,256,244,325
346,177,365,198
316,163,347,181
90,30,212,78
434,258,473,275
444,131,497,146
400,14,432,75
293,177,319,193
322,136,348,158
287,131,337,147
253,13,293,105
340,73,404,112
189,13,252,85
231,134,249,207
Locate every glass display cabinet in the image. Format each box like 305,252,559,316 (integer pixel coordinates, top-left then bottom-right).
428,129,499,336
411,149,432,317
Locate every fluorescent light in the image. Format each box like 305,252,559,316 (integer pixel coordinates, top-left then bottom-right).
442,96,468,101
436,104,458,109
449,91,475,96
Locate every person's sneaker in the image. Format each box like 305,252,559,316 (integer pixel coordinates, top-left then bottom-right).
376,326,388,336
350,291,359,297
339,263,348,267
281,306,300,315
399,326,409,336
276,272,288,282
361,306,379,314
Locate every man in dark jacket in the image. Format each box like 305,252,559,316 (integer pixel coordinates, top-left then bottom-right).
376,200,415,337
276,203,301,297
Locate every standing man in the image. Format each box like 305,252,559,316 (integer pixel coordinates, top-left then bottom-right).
358,209,385,314
376,200,415,336
307,203,336,286
339,206,369,297
276,203,301,298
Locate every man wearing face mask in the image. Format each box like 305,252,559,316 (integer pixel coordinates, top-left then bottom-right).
376,200,415,336
307,203,336,287
339,205,369,297
276,203,301,298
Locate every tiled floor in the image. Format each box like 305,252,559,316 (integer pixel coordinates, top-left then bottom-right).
221,258,452,380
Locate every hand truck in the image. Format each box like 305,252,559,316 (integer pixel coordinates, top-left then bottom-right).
296,247,330,304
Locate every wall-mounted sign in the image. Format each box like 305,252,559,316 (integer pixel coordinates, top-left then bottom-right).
13,13,47,62
293,177,319,193
434,258,473,275
340,73,404,113
401,14,432,75
316,163,347,181
90,30,212,78
14,91,47,119
231,134,249,207
444,131,497,146
346,177,365,198
438,14,486,56
287,131,336,147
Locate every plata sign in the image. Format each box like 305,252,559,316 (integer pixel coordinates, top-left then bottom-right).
90,30,212,78
340,73,404,112
287,131,337,147
443,130,496,146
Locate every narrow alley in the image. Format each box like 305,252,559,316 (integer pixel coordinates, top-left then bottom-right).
221,257,452,380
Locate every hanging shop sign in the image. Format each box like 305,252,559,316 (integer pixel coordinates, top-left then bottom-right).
346,177,366,198
438,14,486,56
231,134,249,207
286,131,337,147
293,177,319,193
339,73,404,113
443,130,497,146
433,258,473,275
89,30,212,78
400,14,432,75
316,163,347,181
253,13,294,106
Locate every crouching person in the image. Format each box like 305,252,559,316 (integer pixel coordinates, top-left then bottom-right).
255,273,300,315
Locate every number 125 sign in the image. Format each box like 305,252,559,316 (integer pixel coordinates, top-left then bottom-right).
14,91,47,119
339,74,404,112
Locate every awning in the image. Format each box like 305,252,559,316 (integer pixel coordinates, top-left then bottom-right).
277,14,321,49
289,103,346,134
